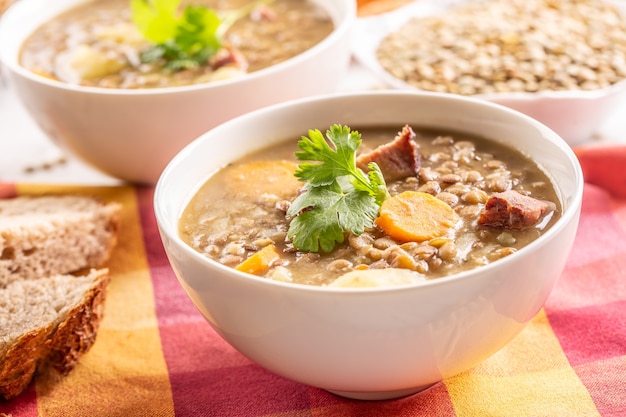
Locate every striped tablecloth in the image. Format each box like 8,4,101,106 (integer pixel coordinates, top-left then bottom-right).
1,144,626,416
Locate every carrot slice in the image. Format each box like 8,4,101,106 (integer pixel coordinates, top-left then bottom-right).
235,244,281,275
375,191,458,242
223,160,302,199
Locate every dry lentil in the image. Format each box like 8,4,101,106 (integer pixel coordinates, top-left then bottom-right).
376,0,626,94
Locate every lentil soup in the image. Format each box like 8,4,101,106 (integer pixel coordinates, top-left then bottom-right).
19,0,334,88
179,125,561,287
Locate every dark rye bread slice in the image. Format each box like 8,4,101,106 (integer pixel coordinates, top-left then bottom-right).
0,269,110,400
0,195,121,288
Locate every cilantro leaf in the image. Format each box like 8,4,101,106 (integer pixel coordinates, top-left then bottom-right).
131,0,272,71
287,125,390,253
365,162,389,207
287,185,348,253
174,5,221,57
294,126,363,186
131,0,179,44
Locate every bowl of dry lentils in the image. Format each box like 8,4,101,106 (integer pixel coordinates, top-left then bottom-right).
352,0,626,145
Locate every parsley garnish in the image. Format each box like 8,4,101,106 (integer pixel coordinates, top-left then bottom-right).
131,0,272,71
286,125,390,253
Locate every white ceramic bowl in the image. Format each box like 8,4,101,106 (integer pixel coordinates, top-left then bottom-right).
154,91,583,400
351,0,626,146
0,0,355,184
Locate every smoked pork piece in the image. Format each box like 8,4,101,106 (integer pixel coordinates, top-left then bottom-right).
479,190,555,229
356,124,421,181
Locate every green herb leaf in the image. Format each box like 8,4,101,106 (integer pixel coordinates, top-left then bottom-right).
293,126,362,186
287,125,389,253
131,0,179,44
132,0,222,69
287,185,350,254
365,162,389,207
174,5,221,57
131,0,273,71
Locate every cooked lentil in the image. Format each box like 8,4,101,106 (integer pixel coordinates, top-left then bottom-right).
376,0,626,94
19,0,333,88
179,126,561,286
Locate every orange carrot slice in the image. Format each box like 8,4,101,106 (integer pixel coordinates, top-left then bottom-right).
224,160,302,199
235,244,281,275
376,191,458,242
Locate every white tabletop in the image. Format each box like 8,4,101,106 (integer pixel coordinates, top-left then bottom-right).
1,60,625,186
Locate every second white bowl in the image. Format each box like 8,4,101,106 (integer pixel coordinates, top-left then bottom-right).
0,0,356,184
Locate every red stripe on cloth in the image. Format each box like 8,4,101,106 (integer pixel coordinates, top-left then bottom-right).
547,301,626,366
548,255,626,311
575,145,626,199
0,183,17,198
135,186,201,323
0,385,38,416
136,186,173,270
565,185,626,269
160,323,313,416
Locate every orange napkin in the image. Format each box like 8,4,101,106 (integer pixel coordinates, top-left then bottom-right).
1,145,626,416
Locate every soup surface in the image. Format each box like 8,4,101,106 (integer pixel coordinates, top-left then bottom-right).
20,0,334,88
179,126,561,287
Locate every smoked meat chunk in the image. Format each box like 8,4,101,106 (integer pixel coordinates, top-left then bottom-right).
479,190,555,230
356,124,421,181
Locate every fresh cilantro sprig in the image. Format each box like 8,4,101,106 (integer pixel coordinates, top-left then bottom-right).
130,0,272,71
286,125,390,253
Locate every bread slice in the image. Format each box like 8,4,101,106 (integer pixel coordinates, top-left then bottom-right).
0,195,121,288
0,194,120,400
0,268,110,400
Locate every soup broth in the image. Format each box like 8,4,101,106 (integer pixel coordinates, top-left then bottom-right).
179,126,561,287
19,0,334,88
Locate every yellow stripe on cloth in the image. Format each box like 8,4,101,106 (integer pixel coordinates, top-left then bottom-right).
15,184,175,416
445,310,600,417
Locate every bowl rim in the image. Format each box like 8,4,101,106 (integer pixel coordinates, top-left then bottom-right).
154,89,585,294
0,0,356,96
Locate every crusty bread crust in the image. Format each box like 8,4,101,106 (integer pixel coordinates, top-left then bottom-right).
0,269,110,401
0,322,53,400
46,271,109,376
